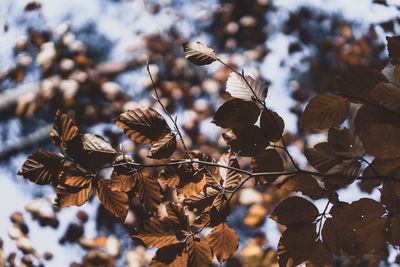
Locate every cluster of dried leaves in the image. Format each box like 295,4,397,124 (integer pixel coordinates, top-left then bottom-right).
16,36,400,266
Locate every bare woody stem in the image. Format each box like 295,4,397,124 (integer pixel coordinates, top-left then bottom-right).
146,62,192,160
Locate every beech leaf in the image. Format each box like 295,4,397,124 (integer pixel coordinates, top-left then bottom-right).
186,236,213,267
182,42,216,66
18,150,62,185
300,94,349,130
225,72,268,102
96,179,129,220
271,196,319,226
114,107,171,144
207,223,239,263
212,98,260,129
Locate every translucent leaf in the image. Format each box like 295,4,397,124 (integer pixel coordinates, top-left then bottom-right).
182,42,216,66
96,179,129,220
207,223,239,263
225,72,268,103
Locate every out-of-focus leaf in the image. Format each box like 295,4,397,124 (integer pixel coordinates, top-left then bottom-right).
24,1,41,11
182,42,216,65
300,94,349,130
18,150,62,185
225,72,268,102
336,66,387,98
387,36,400,63
212,99,260,129
271,196,319,226
259,109,284,142
369,82,400,111
207,223,239,263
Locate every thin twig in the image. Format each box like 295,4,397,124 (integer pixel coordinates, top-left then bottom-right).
146,62,192,160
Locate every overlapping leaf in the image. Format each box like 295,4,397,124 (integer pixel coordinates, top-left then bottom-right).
222,126,268,157
212,99,260,129
251,149,284,184
96,179,129,220
207,223,239,263
271,196,319,226
114,107,176,159
260,109,285,142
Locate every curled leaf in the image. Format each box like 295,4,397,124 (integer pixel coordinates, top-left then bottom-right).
182,42,216,65
226,72,268,102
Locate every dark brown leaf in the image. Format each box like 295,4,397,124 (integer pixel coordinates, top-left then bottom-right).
18,150,62,185
212,99,260,129
369,82,400,111
207,223,239,263
322,218,341,255
24,1,41,11
222,126,269,157
300,94,349,130
327,127,365,158
149,132,177,159
150,243,188,267
260,109,284,142
182,42,216,65
251,149,284,184
277,223,317,266
304,142,341,173
271,196,319,226
308,240,333,267
279,173,326,200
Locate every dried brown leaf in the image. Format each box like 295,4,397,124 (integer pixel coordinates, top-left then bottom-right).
182,42,216,65
225,72,268,102
207,223,239,263
96,179,129,220
114,107,170,144
18,150,62,185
